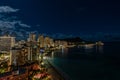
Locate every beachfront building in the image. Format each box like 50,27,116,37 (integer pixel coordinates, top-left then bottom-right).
0,35,15,52
27,33,38,61
54,40,68,49
10,42,28,66
44,36,50,48
44,36,55,48
0,35,16,69
37,35,44,48
29,33,36,42
27,33,34,61
10,47,21,66
49,38,54,47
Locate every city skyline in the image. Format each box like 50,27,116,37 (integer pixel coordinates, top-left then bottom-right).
0,1,120,80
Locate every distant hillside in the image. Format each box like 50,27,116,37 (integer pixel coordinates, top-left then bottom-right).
54,37,97,45
55,37,84,42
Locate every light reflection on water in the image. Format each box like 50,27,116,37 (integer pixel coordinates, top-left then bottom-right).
97,46,104,53
49,43,120,80
50,45,104,59
49,45,105,80
84,46,94,53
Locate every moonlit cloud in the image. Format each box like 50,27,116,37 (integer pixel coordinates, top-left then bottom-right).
17,21,31,28
0,6,31,39
0,6,19,13
0,21,16,29
0,21,30,29
0,6,30,29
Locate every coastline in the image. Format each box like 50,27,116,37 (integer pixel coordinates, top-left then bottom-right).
46,59,71,80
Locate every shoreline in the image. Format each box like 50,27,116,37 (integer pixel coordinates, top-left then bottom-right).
46,59,71,80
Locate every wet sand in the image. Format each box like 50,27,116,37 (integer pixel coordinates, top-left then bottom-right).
45,60,64,80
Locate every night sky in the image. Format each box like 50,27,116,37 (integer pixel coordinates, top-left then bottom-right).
0,0,120,40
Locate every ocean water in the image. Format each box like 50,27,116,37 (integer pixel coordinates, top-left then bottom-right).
49,42,120,80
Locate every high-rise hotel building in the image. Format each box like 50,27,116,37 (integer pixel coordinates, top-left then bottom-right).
0,35,15,65
0,35,15,52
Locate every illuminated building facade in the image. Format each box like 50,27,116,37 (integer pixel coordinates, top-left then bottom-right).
37,35,44,48
0,36,15,52
29,33,36,42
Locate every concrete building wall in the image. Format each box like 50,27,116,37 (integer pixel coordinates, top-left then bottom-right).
0,36,15,52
